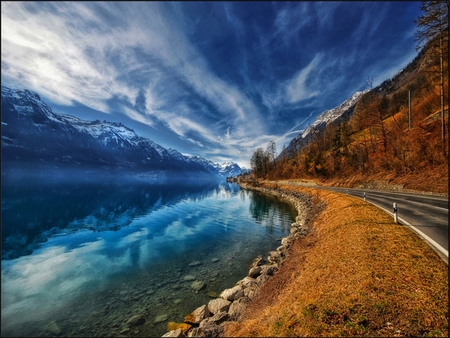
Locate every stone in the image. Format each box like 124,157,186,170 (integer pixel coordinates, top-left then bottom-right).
261,265,278,276
211,258,220,263
256,273,271,286
44,321,61,335
244,286,259,299
162,328,186,337
183,275,196,281
126,314,145,326
248,266,262,278
154,314,169,323
187,327,202,337
220,285,244,301
199,319,224,337
191,280,206,292
238,276,258,289
167,322,191,334
184,305,210,324
189,261,202,267
228,297,251,320
207,291,219,298
207,298,231,315
208,311,229,325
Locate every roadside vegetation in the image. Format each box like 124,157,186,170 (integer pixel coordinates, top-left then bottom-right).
223,183,448,337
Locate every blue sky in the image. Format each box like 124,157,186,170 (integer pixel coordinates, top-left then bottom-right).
1,1,422,167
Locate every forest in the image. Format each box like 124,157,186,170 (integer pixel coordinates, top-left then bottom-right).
247,1,449,194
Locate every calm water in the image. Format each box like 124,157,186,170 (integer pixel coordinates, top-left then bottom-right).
1,175,296,337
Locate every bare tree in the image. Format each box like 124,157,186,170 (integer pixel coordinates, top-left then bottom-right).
415,0,449,154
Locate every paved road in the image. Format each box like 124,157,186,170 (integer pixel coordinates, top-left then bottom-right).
326,187,448,264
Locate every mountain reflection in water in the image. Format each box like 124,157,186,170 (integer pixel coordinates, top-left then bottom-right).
1,174,296,337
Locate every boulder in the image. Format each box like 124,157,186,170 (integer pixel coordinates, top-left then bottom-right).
207,311,229,325
162,328,186,337
191,280,206,292
126,314,145,326
248,266,262,278
207,298,231,315
183,275,196,282
199,319,224,337
154,314,169,323
184,305,210,324
43,321,61,335
228,297,251,321
220,285,244,301
238,276,258,289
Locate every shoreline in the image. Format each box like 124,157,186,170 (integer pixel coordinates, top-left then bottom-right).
162,182,317,337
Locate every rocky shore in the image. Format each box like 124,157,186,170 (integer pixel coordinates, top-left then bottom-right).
162,183,317,337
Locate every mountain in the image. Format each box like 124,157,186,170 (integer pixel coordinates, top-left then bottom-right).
1,86,239,180
279,90,368,159
186,156,246,178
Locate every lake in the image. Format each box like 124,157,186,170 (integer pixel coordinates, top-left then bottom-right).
1,174,297,337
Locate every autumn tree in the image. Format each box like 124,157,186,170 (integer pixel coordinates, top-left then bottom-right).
415,0,449,154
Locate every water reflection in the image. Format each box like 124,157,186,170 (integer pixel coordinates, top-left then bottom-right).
1,176,296,337
2,177,221,260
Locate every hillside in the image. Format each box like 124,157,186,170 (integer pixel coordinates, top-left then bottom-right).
257,42,448,195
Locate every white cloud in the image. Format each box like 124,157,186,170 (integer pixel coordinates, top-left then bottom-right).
285,54,322,103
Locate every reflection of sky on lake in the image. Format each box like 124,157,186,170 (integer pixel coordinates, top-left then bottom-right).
2,182,295,334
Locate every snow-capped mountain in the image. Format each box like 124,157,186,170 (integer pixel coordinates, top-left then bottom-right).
186,156,245,178
301,90,368,138
0,86,233,179
279,90,368,159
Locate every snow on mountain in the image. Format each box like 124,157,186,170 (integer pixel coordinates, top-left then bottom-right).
0,86,221,178
279,90,368,159
301,90,368,138
186,156,244,178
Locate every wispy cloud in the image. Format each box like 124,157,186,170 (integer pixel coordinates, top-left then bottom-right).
1,1,421,166
285,54,323,103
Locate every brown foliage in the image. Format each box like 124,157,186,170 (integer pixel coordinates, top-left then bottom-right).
264,43,448,194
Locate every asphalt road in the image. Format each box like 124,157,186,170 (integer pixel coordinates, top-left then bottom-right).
326,187,449,264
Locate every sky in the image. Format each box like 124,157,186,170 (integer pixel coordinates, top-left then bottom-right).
1,1,422,167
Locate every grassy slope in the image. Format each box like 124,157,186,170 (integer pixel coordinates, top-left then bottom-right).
223,183,448,337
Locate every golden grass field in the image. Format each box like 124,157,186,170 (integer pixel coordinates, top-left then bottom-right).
223,183,448,337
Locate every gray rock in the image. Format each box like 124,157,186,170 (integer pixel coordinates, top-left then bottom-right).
208,311,229,325
211,258,220,263
154,314,169,323
162,328,186,337
238,277,258,289
187,327,202,337
191,280,206,292
44,321,61,335
189,261,202,267
183,275,196,282
220,285,244,301
248,266,262,278
261,265,278,276
207,298,231,315
199,319,224,337
228,297,251,320
126,314,145,326
185,304,210,324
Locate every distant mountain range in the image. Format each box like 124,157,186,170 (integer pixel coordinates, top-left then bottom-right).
279,90,368,159
1,86,245,180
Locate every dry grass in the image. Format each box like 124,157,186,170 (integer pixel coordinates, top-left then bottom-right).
223,184,448,337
